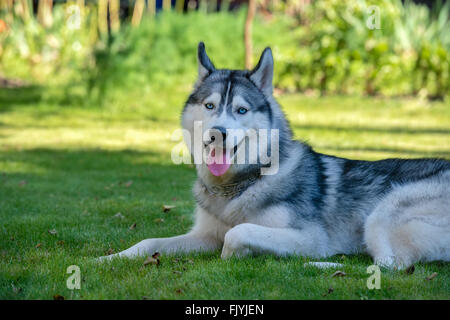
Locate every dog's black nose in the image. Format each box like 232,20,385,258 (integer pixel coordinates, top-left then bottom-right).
210,126,227,142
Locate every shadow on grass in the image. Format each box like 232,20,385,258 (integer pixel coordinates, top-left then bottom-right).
318,145,450,158
0,85,93,112
0,148,196,203
290,123,450,158
0,86,43,112
292,123,450,135
0,148,197,258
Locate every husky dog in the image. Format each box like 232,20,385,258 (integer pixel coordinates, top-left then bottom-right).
101,42,450,269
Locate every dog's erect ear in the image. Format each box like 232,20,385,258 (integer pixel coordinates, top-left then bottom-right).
249,47,273,96
196,42,215,85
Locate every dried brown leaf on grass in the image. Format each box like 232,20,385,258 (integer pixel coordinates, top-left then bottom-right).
114,212,125,219
143,252,160,266
322,287,334,296
124,180,133,187
331,271,346,277
12,285,22,294
162,205,176,213
426,272,437,281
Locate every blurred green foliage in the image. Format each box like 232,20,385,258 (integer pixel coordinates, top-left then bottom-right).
0,3,97,92
0,0,449,104
276,0,450,98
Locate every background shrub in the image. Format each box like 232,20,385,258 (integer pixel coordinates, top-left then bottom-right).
0,0,449,104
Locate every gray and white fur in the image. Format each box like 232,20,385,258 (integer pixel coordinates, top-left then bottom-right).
100,42,450,270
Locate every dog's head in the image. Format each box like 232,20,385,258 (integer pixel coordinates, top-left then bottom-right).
182,42,288,181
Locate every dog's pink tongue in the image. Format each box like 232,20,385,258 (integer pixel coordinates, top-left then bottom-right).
207,148,231,176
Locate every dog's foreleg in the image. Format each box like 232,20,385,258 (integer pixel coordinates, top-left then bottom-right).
98,233,221,261
98,207,228,261
221,223,330,259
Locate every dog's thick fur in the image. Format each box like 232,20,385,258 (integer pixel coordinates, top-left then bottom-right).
101,43,450,269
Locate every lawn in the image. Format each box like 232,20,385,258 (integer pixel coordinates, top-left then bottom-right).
0,88,449,299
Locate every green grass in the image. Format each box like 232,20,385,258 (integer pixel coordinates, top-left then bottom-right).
0,88,449,300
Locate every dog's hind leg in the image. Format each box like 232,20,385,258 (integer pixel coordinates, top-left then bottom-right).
364,176,450,269
221,223,330,259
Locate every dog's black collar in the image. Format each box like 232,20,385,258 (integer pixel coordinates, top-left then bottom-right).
199,172,261,199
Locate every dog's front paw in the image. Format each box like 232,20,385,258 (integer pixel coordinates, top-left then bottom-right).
221,244,252,259
374,255,406,270
221,224,253,259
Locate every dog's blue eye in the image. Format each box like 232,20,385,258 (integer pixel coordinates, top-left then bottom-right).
237,107,248,115
205,103,215,110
